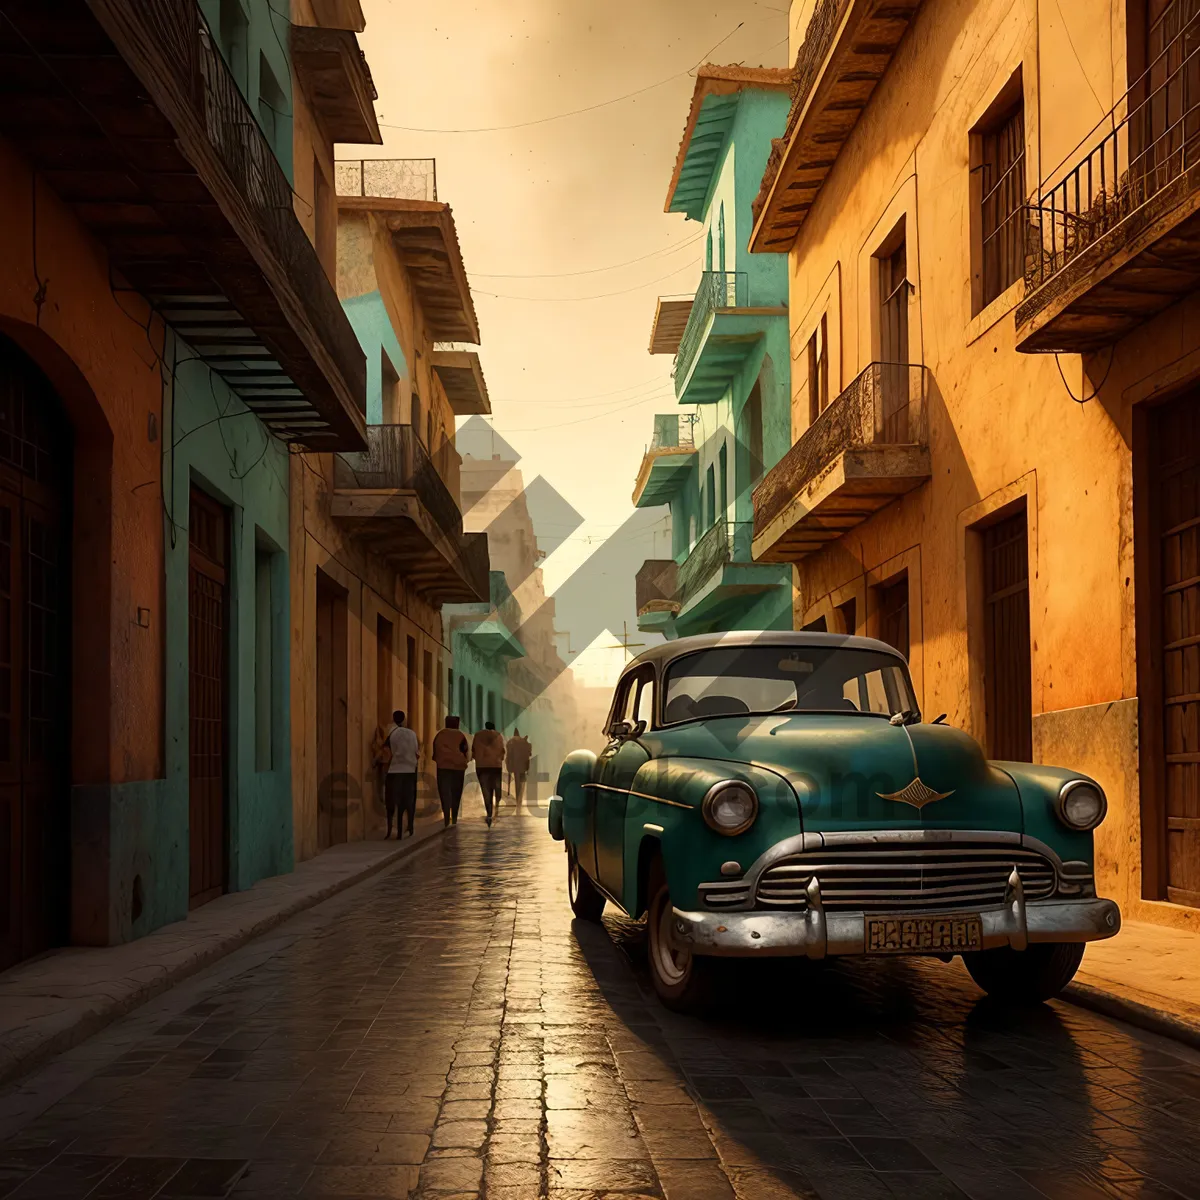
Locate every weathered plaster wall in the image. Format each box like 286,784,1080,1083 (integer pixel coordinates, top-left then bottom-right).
779,0,1199,933
0,135,168,947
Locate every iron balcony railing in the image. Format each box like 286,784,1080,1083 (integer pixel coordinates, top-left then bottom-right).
752,0,850,225
335,158,438,201
335,424,487,592
636,559,680,615
174,2,366,419
753,362,929,537
649,413,696,452
1024,0,1200,294
674,272,748,388
678,521,755,605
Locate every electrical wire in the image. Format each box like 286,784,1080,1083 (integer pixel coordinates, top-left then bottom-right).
474,260,696,303
377,23,753,134
467,234,704,279
1054,347,1114,404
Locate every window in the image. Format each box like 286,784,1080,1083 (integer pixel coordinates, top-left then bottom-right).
745,380,764,482
688,513,697,550
634,676,655,728
718,443,728,519
706,229,713,271
802,615,828,632
879,236,909,365
718,204,727,272
705,464,716,528
661,645,916,724
877,573,910,661
612,666,654,731
219,0,248,92
411,390,422,440
376,614,393,730
313,153,335,278
837,597,857,636
254,548,274,771
381,352,400,424
257,52,286,159
983,508,1031,760
977,98,1026,308
806,315,829,426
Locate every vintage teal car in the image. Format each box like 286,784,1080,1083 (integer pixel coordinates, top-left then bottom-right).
548,632,1120,1010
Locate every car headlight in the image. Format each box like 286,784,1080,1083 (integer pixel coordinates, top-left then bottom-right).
1056,780,1107,831
701,780,759,836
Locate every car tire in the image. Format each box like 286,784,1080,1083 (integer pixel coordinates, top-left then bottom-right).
567,843,606,922
646,859,714,1012
963,942,1085,1003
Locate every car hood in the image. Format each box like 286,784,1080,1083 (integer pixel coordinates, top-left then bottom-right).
648,713,1023,833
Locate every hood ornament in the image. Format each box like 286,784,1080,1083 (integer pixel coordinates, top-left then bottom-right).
877,777,954,809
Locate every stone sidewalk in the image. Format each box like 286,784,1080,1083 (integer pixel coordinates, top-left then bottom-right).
0,815,446,1088
1066,917,1200,1050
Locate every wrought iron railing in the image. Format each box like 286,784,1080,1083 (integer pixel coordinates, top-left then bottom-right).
103,0,367,419
636,559,680,615
675,272,748,387
335,423,473,552
752,0,851,225
678,521,755,605
753,362,929,537
335,158,438,201
1024,0,1200,295
649,413,696,452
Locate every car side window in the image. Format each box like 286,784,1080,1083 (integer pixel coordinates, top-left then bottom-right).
633,675,655,729
609,675,638,734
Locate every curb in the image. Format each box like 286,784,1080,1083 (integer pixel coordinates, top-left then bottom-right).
0,826,445,1090
1061,981,1200,1053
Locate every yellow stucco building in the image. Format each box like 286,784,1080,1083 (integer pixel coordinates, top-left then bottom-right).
752,0,1200,932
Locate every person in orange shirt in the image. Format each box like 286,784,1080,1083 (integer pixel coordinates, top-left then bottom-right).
432,715,470,827
471,721,505,827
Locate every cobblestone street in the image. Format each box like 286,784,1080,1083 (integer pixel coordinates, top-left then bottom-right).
2,812,1200,1200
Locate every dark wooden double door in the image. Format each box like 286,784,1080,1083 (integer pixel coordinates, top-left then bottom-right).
1145,393,1200,908
189,488,229,909
0,336,71,971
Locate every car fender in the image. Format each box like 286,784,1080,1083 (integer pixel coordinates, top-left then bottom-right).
556,749,597,848
622,756,801,918
999,761,1100,864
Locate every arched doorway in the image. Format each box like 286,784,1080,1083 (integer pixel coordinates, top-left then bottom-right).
0,333,72,970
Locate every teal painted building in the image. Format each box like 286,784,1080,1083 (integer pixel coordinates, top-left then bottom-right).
444,572,525,733
635,65,795,639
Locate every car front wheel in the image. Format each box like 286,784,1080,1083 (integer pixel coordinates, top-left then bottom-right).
567,843,605,922
963,942,1085,1003
646,860,714,1012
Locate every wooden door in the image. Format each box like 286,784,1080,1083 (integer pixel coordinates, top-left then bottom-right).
879,574,910,661
1153,394,1200,907
983,509,1032,762
0,337,70,969
188,488,228,909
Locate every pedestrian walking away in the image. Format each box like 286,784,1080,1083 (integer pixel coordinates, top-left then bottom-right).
384,710,420,838
506,728,532,806
472,721,505,826
433,714,470,827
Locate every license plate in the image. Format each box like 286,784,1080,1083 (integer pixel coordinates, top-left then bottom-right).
866,915,983,954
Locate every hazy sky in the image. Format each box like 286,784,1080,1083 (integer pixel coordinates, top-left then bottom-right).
359,1,789,681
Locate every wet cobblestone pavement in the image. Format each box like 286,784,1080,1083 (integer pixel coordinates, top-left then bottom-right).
3,813,1200,1199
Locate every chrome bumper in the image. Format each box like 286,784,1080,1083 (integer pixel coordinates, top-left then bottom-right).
672,890,1121,959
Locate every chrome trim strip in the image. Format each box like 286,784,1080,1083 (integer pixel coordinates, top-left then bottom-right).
643,823,664,833
581,783,692,809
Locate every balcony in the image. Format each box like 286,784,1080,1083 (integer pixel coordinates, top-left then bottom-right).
0,0,369,448
753,362,930,561
673,272,787,405
336,159,437,202
675,521,792,636
432,347,491,415
750,0,924,252
635,559,680,636
444,571,525,658
291,24,381,144
632,414,696,508
1016,4,1200,352
649,296,695,355
333,424,489,603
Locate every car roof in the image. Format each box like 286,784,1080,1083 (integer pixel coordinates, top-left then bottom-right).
624,630,908,674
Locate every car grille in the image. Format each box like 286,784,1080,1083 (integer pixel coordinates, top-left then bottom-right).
754,841,1059,913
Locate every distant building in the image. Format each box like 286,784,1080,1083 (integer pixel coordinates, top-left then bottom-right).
633,66,796,639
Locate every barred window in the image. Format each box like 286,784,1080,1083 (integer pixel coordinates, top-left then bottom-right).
978,102,1026,308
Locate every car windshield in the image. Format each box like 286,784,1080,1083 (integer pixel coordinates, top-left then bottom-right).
661,644,917,724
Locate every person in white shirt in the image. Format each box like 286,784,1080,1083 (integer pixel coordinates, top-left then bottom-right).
385,709,421,838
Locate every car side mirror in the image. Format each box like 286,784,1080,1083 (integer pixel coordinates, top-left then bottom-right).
632,719,647,737
609,720,633,740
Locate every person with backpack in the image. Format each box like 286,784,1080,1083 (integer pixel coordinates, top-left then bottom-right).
471,721,505,827
432,714,470,827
